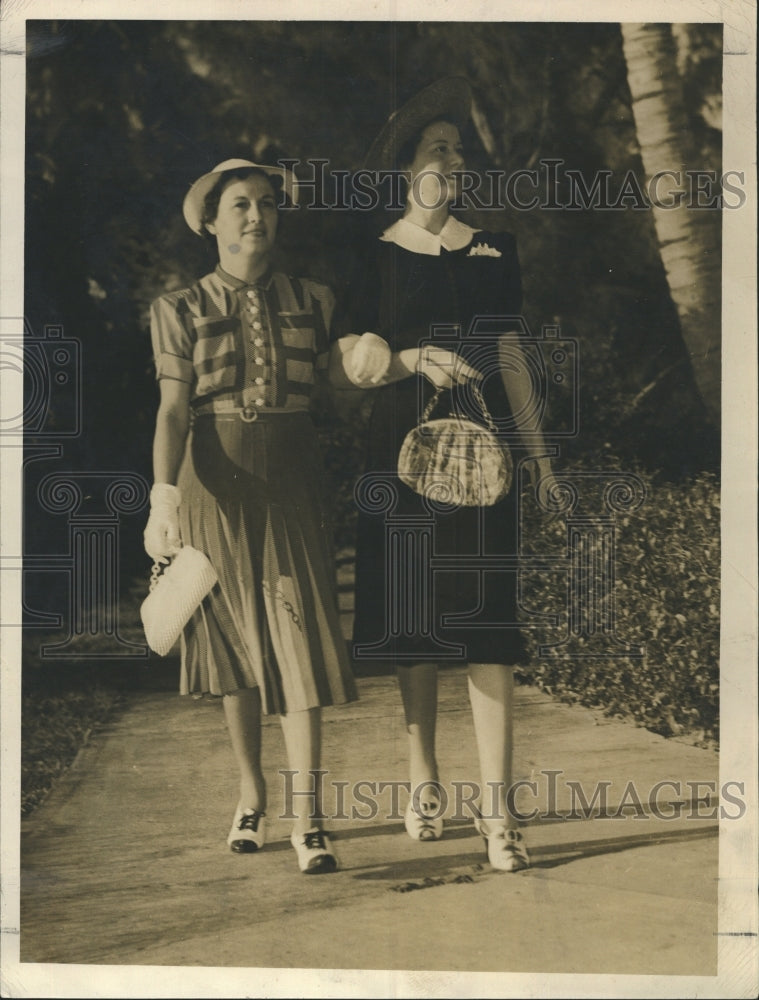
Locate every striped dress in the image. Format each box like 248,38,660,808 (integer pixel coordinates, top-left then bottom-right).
150,265,357,714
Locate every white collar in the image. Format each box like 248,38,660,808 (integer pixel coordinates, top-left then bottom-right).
379,216,480,256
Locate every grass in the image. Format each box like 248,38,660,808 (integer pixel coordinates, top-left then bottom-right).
20,581,176,817
21,685,127,816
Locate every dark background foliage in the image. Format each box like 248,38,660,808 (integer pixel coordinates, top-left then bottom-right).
20,21,722,810
24,21,720,480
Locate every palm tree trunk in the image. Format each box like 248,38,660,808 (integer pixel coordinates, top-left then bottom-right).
621,22,721,422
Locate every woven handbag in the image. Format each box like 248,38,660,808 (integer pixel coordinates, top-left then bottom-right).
140,545,218,656
398,384,512,507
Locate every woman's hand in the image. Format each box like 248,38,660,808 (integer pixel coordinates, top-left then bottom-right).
416,346,482,389
144,483,183,563
331,337,481,390
347,332,392,386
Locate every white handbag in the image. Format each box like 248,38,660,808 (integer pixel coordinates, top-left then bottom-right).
140,546,218,656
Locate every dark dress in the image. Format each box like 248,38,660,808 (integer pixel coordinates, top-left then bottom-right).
346,227,529,667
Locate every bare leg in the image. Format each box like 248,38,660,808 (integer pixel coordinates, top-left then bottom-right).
467,663,514,828
468,664,528,871
223,687,266,811
396,662,439,802
279,706,323,836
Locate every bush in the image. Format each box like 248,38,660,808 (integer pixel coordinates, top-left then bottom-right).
518,467,720,745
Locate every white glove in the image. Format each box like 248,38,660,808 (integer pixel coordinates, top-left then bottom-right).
347,332,392,385
143,483,182,563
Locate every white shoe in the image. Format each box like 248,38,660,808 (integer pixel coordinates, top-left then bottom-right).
474,815,530,872
404,796,444,842
290,828,339,874
227,805,266,853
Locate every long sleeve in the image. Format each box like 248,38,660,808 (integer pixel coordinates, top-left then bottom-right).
332,239,384,341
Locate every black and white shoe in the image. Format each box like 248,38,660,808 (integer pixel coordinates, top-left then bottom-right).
227,805,266,853
290,828,338,874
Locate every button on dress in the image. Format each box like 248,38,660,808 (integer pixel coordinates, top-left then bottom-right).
150,266,357,713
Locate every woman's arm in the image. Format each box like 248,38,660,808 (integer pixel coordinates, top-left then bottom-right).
144,379,191,562
329,334,414,388
498,335,557,507
329,335,480,390
329,235,481,390
153,379,191,483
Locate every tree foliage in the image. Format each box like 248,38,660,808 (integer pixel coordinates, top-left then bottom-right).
25,20,721,473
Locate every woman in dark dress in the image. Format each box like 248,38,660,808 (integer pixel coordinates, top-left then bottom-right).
144,159,356,874
331,79,557,871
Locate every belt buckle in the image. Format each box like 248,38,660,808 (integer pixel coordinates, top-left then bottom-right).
240,405,259,423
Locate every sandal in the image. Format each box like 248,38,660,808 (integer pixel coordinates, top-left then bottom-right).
404,795,444,842
474,813,530,872
227,805,266,853
290,828,339,874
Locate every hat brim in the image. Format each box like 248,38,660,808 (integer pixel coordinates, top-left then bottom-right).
364,77,473,173
182,159,299,235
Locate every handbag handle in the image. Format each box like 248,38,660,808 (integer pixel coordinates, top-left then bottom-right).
149,560,168,593
420,381,499,434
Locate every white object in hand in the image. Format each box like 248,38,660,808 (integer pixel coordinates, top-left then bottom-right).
348,332,392,385
141,545,218,656
143,483,183,563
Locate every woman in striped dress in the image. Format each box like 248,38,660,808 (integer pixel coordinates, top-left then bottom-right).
144,159,356,874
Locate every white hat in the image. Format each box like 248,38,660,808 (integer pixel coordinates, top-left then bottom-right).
182,159,298,235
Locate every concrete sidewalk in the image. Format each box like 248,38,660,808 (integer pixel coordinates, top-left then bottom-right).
19,669,719,976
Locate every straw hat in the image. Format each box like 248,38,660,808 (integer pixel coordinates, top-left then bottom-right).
364,77,473,172
182,159,298,235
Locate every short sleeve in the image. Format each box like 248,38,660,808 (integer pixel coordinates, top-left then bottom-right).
149,294,194,383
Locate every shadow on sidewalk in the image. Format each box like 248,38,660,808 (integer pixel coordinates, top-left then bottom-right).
348,821,718,887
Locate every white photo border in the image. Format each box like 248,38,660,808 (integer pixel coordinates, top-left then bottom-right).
1,2,756,998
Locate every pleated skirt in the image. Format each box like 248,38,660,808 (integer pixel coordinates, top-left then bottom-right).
176,411,357,715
